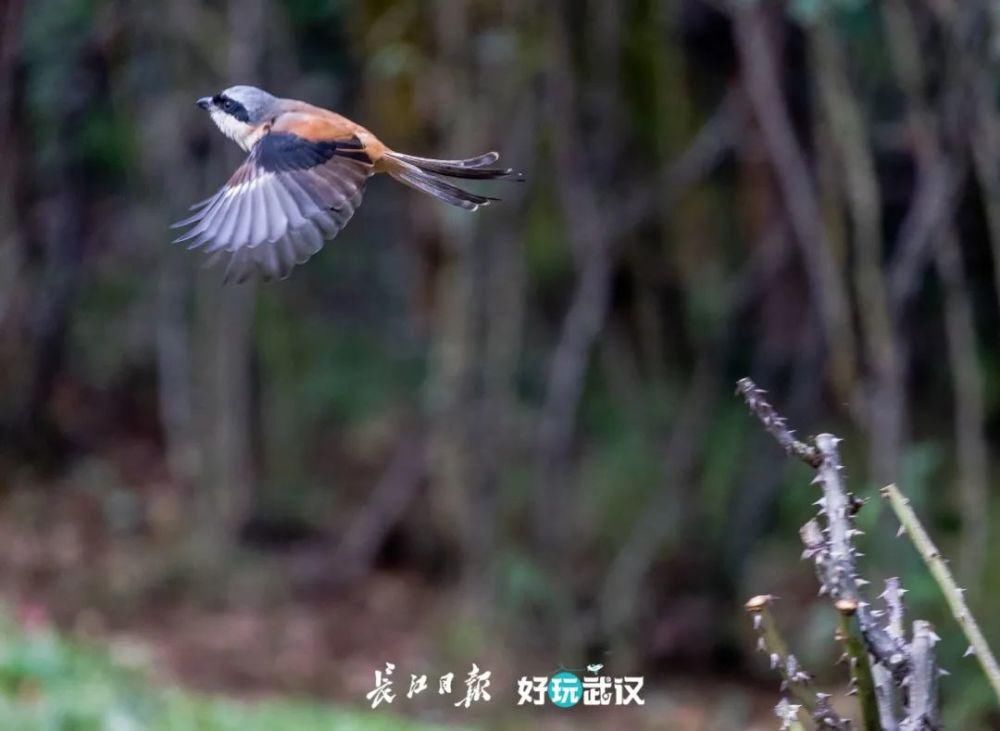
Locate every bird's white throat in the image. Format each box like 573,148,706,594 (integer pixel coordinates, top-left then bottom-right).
209,109,255,151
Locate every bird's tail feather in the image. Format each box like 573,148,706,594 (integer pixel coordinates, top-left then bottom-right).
384,155,500,210
387,150,521,181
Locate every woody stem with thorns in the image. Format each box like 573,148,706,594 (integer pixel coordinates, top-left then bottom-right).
738,378,908,678
745,595,850,730
736,377,949,728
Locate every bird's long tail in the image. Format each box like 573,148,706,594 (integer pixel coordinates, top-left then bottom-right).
383,151,521,211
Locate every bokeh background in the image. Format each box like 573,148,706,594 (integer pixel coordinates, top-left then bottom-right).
2,0,1000,728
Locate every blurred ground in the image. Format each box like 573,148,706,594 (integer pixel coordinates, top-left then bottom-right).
0,474,792,730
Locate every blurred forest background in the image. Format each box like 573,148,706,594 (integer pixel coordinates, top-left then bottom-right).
2,0,1000,728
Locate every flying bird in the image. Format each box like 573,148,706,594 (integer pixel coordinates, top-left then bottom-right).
172,85,518,282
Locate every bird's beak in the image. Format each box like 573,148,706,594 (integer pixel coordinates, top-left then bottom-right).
196,97,212,111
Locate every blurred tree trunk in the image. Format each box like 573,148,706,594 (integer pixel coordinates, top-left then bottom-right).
473,0,534,597
808,17,904,487
11,17,108,456
0,0,24,246
0,0,27,422
423,0,480,576
535,0,621,564
417,0,535,595
192,0,266,546
880,0,988,588
936,232,989,594
150,0,208,503
732,2,856,399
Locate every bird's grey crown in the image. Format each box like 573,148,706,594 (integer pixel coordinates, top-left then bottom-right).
219,85,278,124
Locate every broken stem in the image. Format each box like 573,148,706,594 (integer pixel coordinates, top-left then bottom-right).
837,610,881,731
872,662,902,731
873,578,905,729
902,620,940,730
804,522,896,728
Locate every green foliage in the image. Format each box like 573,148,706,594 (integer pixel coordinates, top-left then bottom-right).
699,404,749,537
579,425,662,549
0,610,452,731
21,0,95,113
20,0,136,182
283,0,344,25
497,548,553,615
70,274,147,387
789,0,870,26
523,176,571,287
256,298,423,427
78,107,136,182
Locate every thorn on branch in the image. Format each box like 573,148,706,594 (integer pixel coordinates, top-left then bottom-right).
739,378,916,728
882,483,1000,705
736,378,822,467
883,578,906,643
775,697,805,731
745,595,850,730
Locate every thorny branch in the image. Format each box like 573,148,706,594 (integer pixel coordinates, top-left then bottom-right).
883,483,1000,706
903,621,941,731
745,595,849,730
836,611,880,731
738,378,951,729
883,578,906,643
738,379,909,680
735,378,820,467
871,662,901,731
872,579,905,731
775,697,808,731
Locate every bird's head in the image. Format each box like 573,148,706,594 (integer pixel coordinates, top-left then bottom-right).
197,85,278,151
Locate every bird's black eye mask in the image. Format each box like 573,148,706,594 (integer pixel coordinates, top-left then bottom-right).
213,94,250,123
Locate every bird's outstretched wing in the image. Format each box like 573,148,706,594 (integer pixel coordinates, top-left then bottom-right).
172,121,373,282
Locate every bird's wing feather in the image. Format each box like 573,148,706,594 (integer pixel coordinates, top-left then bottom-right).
172,118,373,281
